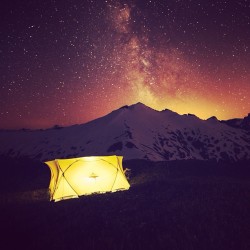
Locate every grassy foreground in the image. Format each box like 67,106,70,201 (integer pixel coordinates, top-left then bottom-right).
0,157,250,250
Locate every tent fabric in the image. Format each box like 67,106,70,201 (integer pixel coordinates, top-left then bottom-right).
45,155,130,202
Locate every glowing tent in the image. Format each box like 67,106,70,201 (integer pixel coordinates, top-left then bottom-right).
45,155,130,202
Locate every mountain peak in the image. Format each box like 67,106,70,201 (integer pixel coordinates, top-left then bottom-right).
130,102,149,108
117,102,153,112
120,102,157,112
118,102,148,108
135,102,144,105
207,116,218,121
245,113,250,119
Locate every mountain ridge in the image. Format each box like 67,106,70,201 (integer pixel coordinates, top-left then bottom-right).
1,102,249,132
0,103,250,162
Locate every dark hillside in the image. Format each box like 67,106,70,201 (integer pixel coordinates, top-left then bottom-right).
0,156,50,192
1,158,250,250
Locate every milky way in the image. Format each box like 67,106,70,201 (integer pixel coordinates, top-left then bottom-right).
1,0,250,129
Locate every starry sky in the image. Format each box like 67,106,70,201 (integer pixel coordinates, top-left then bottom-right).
1,0,250,129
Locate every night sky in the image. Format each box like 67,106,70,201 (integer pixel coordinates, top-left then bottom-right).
1,0,250,129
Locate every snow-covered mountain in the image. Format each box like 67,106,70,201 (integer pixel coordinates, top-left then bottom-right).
0,103,250,162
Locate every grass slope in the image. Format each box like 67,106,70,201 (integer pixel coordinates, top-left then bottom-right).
0,157,250,250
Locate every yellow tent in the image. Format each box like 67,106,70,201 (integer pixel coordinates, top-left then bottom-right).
45,155,130,202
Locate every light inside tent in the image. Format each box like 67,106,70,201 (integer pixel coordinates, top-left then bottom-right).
45,155,130,202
